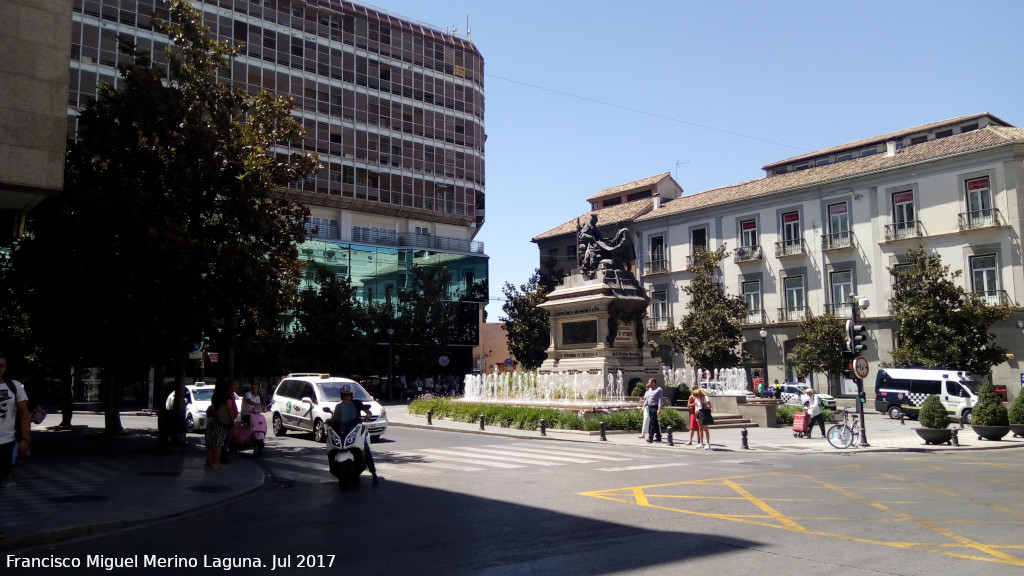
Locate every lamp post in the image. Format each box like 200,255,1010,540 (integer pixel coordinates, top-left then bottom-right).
759,327,769,393
387,325,395,400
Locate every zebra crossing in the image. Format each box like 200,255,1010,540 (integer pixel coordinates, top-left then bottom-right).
261,443,653,484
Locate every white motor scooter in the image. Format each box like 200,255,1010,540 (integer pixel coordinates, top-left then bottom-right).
325,416,369,489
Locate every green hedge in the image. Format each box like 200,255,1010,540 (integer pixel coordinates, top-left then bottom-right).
408,398,686,432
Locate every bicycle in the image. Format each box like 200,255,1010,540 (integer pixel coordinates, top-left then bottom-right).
826,409,861,449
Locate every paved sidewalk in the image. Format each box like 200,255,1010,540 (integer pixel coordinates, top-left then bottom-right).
2,403,1021,551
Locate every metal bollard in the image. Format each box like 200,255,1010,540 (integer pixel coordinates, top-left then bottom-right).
427,409,433,425
900,414,905,426
741,427,749,449
951,428,959,446
480,414,485,430
600,421,607,441
540,418,547,436
667,426,674,446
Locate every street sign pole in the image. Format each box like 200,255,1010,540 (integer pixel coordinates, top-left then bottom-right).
850,294,870,447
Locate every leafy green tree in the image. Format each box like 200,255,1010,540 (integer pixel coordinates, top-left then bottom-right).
661,246,748,370
500,270,550,370
888,247,1011,375
12,1,317,436
792,312,847,391
398,265,461,376
289,264,374,375
918,394,949,429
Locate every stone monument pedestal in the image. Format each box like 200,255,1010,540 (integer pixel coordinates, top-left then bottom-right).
538,268,661,388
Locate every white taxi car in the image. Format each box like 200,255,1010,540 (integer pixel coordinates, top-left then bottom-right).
779,383,837,411
268,373,387,442
164,383,216,433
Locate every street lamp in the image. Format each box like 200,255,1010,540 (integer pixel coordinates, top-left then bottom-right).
387,326,395,400
759,327,769,393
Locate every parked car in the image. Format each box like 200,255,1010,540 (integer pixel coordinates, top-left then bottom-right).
873,368,982,423
164,383,215,433
779,383,837,411
268,373,388,442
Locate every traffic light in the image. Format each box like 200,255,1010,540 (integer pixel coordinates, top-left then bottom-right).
858,391,866,404
847,322,868,354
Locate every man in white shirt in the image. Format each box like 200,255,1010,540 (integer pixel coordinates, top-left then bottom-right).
240,381,262,423
803,388,827,438
1,354,32,489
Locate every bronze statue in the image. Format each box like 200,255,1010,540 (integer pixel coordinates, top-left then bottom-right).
576,214,635,278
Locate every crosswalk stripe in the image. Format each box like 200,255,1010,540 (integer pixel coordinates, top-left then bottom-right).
415,448,531,467
458,447,598,463
381,452,488,471
480,444,635,461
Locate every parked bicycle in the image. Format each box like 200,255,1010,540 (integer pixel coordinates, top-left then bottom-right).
826,409,861,449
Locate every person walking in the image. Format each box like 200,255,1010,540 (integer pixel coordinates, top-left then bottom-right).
803,388,827,438
205,381,234,469
692,388,714,450
642,378,662,443
1,353,32,488
686,389,703,446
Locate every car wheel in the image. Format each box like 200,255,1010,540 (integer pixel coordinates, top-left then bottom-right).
887,405,903,420
313,419,326,443
253,439,264,458
962,409,973,425
272,413,286,436
186,413,195,433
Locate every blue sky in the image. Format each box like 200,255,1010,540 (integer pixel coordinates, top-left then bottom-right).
372,0,1024,320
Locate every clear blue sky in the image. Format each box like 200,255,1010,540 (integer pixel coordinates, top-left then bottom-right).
372,0,1024,321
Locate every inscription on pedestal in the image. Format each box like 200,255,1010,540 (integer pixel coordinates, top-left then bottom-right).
562,320,597,345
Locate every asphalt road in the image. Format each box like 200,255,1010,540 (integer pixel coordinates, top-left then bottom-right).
9,422,1024,575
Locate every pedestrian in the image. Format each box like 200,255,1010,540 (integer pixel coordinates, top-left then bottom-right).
803,388,827,438
642,378,662,443
1,353,32,489
774,380,782,399
757,381,765,398
204,381,234,469
332,383,381,485
240,381,262,423
686,389,703,446
692,388,714,450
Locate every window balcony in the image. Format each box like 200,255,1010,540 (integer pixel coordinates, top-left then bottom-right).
733,245,763,263
975,289,1011,307
774,239,807,258
646,317,671,332
777,305,807,322
822,231,855,251
743,309,767,326
644,258,669,275
884,221,923,241
958,208,1003,231
824,302,852,318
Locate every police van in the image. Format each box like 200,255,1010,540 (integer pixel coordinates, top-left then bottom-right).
873,368,982,423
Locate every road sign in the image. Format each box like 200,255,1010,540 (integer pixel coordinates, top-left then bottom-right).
504,358,513,367
439,356,449,367
853,356,870,379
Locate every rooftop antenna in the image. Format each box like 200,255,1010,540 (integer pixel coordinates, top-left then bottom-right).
675,159,690,182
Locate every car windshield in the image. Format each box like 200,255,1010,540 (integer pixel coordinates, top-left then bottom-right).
320,381,372,403
960,381,981,395
192,388,214,401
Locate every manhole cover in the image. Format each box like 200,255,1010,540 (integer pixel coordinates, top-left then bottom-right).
139,471,181,477
48,495,107,503
188,485,232,493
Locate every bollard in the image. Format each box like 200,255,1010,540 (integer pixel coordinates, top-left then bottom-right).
427,409,433,425
600,421,607,441
540,418,547,436
741,427,749,450
951,428,959,447
900,414,905,426
667,426,674,446
480,414,485,430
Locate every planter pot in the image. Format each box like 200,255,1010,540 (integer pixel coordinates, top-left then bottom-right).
914,427,953,445
971,424,1011,441
1010,423,1024,438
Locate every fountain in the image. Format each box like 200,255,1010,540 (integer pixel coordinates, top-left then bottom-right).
462,368,635,408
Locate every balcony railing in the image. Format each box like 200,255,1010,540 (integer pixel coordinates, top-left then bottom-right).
884,220,922,241
733,245,763,263
644,259,669,275
778,305,807,322
646,317,671,332
351,227,484,254
824,302,852,318
774,238,807,258
743,309,767,326
958,208,1003,231
822,231,855,251
975,290,1010,307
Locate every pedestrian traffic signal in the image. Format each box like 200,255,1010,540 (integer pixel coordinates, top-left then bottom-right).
847,323,868,354
858,391,866,404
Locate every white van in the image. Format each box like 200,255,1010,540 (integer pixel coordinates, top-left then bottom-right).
873,368,982,423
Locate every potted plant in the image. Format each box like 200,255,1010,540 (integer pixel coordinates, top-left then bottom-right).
1008,392,1024,438
914,394,953,445
970,382,1011,441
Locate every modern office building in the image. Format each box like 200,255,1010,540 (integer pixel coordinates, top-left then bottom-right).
629,113,1024,400
67,0,488,373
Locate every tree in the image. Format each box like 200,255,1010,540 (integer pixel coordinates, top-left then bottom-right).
501,270,550,370
397,265,461,376
792,312,847,390
12,0,317,436
289,264,374,375
888,247,1011,375
661,246,748,370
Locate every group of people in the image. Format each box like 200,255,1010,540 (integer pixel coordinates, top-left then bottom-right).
756,380,783,399
403,374,460,398
641,379,714,450
203,379,263,469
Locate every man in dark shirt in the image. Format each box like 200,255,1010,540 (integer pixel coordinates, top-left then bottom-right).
333,384,381,485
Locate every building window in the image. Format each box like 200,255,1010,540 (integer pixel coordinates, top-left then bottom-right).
566,245,577,266
743,280,761,324
780,211,801,254
651,291,668,326
649,235,666,273
740,219,757,248
306,217,339,239
830,271,852,317
970,254,999,304
965,177,993,226
783,276,804,321
825,203,850,249
892,190,916,237
692,227,708,252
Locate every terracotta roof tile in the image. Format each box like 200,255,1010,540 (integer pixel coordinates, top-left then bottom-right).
532,199,654,242
586,172,672,203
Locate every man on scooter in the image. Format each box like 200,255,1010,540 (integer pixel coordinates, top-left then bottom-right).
333,384,381,485
240,381,262,424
